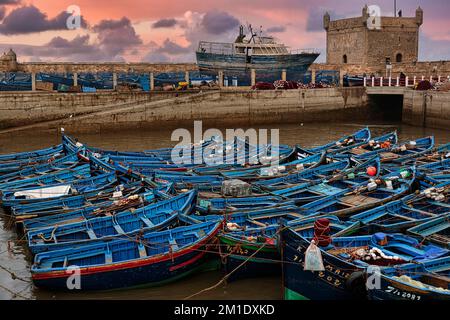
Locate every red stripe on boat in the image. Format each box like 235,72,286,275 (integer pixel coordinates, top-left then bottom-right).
169,251,206,272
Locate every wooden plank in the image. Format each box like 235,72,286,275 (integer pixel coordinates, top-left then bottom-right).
340,195,379,206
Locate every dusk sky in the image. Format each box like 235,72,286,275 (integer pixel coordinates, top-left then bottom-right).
0,0,449,63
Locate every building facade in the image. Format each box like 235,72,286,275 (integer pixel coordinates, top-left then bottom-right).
324,6,423,67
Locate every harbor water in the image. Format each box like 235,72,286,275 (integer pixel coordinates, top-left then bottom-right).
0,121,448,300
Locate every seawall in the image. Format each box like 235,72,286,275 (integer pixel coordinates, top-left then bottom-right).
0,91,199,129
0,88,369,134
403,90,450,130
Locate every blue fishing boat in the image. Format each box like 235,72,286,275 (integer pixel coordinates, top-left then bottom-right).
332,131,398,158
27,190,197,254
407,214,450,249
1,172,118,208
254,158,351,190
31,219,223,290
350,192,449,232
196,195,286,215
306,127,371,154
295,166,416,217
19,185,172,232
12,181,152,217
0,144,64,162
367,257,450,300
0,153,82,183
219,215,359,280
280,225,449,300
0,164,92,192
359,136,435,164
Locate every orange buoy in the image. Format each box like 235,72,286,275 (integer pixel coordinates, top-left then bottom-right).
367,166,377,176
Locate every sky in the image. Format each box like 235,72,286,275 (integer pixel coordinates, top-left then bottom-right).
0,0,449,63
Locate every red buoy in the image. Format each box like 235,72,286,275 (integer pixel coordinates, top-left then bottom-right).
367,166,377,176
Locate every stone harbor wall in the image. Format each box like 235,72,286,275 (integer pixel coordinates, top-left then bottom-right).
403,90,450,130
0,88,369,134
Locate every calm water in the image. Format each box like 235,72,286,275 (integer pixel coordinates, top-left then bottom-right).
0,121,448,300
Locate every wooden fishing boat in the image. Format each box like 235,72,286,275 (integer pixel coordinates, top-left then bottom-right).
254,158,351,190
27,190,197,254
407,214,450,249
217,152,326,181
0,144,64,162
367,257,450,300
19,187,170,232
306,127,371,154
31,219,223,290
350,192,449,232
218,215,359,281
414,143,450,166
1,172,118,209
196,195,287,215
296,166,416,218
417,159,450,184
358,136,435,164
0,148,69,175
332,131,398,158
0,153,82,183
0,164,92,192
12,181,153,217
280,226,449,300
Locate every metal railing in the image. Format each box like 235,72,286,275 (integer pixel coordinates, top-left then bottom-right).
364,75,449,87
290,48,320,55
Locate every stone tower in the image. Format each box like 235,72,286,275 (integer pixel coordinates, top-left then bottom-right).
0,49,18,71
324,7,423,67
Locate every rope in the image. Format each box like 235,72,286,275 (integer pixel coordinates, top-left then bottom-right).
37,225,58,242
183,225,288,300
0,284,30,300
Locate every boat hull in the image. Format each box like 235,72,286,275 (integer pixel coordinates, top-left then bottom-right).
32,228,220,291
219,236,280,281
281,227,367,300
368,275,450,301
196,52,319,80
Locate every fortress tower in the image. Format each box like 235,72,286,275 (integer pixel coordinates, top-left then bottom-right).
324,6,423,67
0,49,18,71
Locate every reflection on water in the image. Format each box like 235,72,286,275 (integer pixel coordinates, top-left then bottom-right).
0,121,448,300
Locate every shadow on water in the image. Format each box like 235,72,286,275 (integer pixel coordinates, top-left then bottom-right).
0,121,448,300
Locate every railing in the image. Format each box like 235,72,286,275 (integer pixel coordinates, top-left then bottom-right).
290,48,320,55
363,75,448,87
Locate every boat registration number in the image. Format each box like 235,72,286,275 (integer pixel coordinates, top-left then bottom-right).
385,286,422,300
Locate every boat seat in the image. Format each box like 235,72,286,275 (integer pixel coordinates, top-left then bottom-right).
137,243,147,258
350,148,370,155
340,195,379,206
309,183,343,196
140,216,155,228
113,224,126,235
246,219,267,228
86,228,97,239
380,152,399,160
